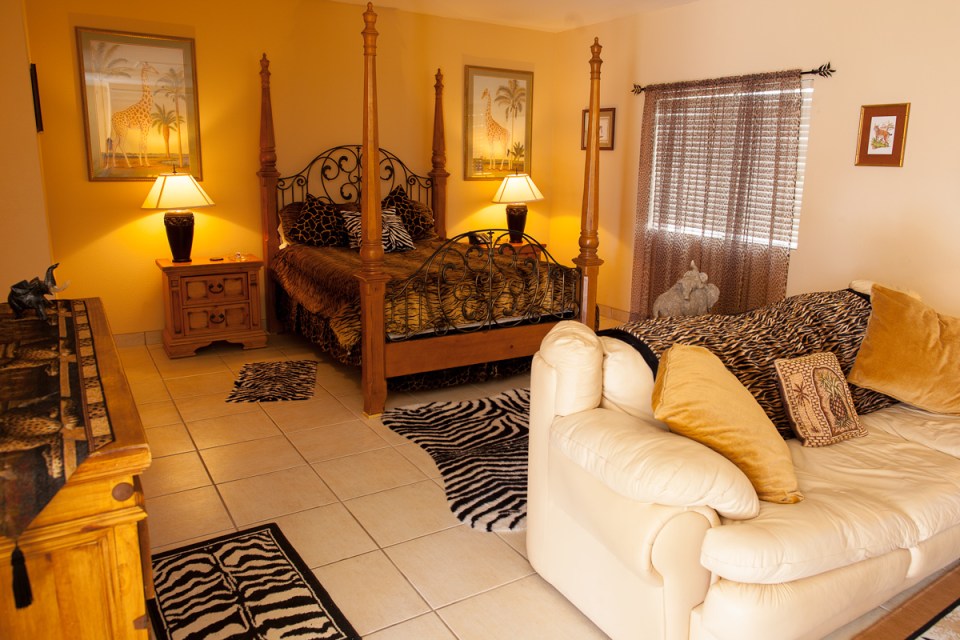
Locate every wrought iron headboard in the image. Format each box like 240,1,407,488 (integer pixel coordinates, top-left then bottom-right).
275,145,433,210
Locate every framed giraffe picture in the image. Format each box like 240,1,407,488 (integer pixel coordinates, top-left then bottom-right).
464,66,533,180
76,28,202,181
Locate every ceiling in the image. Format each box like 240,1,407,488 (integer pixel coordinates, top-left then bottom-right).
338,0,695,33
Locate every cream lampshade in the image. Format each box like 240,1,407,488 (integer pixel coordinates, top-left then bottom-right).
141,171,214,263
492,173,544,243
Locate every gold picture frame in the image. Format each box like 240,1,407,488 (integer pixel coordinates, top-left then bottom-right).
77,27,203,181
464,66,533,180
582,107,615,150
855,103,910,167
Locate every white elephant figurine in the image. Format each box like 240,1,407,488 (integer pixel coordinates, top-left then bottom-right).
652,261,720,318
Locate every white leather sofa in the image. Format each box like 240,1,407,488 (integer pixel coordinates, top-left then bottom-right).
528,320,960,640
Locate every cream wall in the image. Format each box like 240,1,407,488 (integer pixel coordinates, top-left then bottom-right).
19,0,556,333
1,0,53,285
552,0,960,317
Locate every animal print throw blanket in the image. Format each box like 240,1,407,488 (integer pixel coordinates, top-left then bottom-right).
601,289,896,439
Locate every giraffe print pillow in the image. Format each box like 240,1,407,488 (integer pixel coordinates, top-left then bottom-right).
381,186,437,240
285,196,349,247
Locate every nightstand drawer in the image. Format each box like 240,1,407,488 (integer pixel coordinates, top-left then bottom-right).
183,303,252,335
181,273,249,306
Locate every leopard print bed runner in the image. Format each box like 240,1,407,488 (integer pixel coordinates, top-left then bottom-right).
0,300,116,538
601,289,896,439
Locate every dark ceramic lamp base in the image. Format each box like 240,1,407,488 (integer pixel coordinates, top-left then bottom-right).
164,211,195,263
505,204,528,244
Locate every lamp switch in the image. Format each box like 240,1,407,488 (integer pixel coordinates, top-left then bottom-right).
210,257,224,261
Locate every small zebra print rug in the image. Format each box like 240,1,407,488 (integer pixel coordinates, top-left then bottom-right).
226,360,318,402
149,523,358,640
382,388,529,532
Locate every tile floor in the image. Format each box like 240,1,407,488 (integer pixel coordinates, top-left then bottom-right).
126,333,607,639
124,330,915,639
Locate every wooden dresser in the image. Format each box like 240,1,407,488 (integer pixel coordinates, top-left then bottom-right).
0,298,152,639
156,255,267,357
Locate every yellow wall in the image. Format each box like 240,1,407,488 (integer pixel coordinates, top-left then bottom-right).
20,0,558,333
11,0,960,333
551,0,960,317
2,0,53,283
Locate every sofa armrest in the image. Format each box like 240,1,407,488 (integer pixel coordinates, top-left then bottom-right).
552,408,760,520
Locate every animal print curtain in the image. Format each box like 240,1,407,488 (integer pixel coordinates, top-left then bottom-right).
630,70,804,319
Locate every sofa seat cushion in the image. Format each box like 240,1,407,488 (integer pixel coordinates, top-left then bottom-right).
701,408,960,583
862,402,960,458
551,408,760,520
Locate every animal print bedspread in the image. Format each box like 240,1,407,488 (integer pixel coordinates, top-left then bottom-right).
601,289,896,439
272,239,578,358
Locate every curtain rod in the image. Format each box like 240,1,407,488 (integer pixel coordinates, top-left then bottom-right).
630,62,836,95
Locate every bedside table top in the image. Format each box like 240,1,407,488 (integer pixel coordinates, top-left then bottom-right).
156,254,263,271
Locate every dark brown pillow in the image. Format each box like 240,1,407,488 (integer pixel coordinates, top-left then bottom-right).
381,186,436,240
285,196,348,247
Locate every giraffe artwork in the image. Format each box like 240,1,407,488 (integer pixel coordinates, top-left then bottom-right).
480,88,509,172
110,62,158,168
464,66,532,179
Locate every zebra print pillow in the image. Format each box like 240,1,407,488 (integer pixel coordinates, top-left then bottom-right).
342,209,417,252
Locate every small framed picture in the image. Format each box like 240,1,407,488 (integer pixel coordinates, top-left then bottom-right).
582,107,615,151
855,103,910,167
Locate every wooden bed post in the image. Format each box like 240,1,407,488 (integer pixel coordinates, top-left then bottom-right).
356,3,390,415
258,54,281,333
573,38,605,330
429,69,449,239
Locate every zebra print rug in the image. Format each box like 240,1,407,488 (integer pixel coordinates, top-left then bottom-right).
226,360,318,402
382,388,529,532
149,523,358,640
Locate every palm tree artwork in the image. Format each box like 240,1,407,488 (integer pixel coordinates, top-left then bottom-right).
494,79,527,168
85,41,134,161
151,104,184,162
155,67,188,168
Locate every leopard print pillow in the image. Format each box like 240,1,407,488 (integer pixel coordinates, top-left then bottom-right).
285,196,348,247
381,186,436,240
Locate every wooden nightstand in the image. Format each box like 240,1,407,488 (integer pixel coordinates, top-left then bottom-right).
155,255,268,358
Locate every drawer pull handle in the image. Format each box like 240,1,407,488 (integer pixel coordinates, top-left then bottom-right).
208,282,224,294
210,312,225,324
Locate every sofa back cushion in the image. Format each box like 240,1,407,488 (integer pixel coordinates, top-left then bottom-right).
653,344,804,504
538,321,604,416
848,284,960,414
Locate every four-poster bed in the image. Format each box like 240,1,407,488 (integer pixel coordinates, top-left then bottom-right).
257,2,604,415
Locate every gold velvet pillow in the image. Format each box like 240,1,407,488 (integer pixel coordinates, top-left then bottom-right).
775,352,865,446
848,284,960,414
652,344,804,504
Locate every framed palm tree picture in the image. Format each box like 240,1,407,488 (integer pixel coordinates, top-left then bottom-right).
464,66,533,180
76,28,202,181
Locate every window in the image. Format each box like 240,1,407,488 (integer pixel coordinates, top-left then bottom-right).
631,70,811,318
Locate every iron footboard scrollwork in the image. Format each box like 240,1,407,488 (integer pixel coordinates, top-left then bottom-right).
385,230,580,340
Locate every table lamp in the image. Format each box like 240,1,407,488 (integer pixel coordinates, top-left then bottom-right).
141,171,214,263
492,173,544,243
